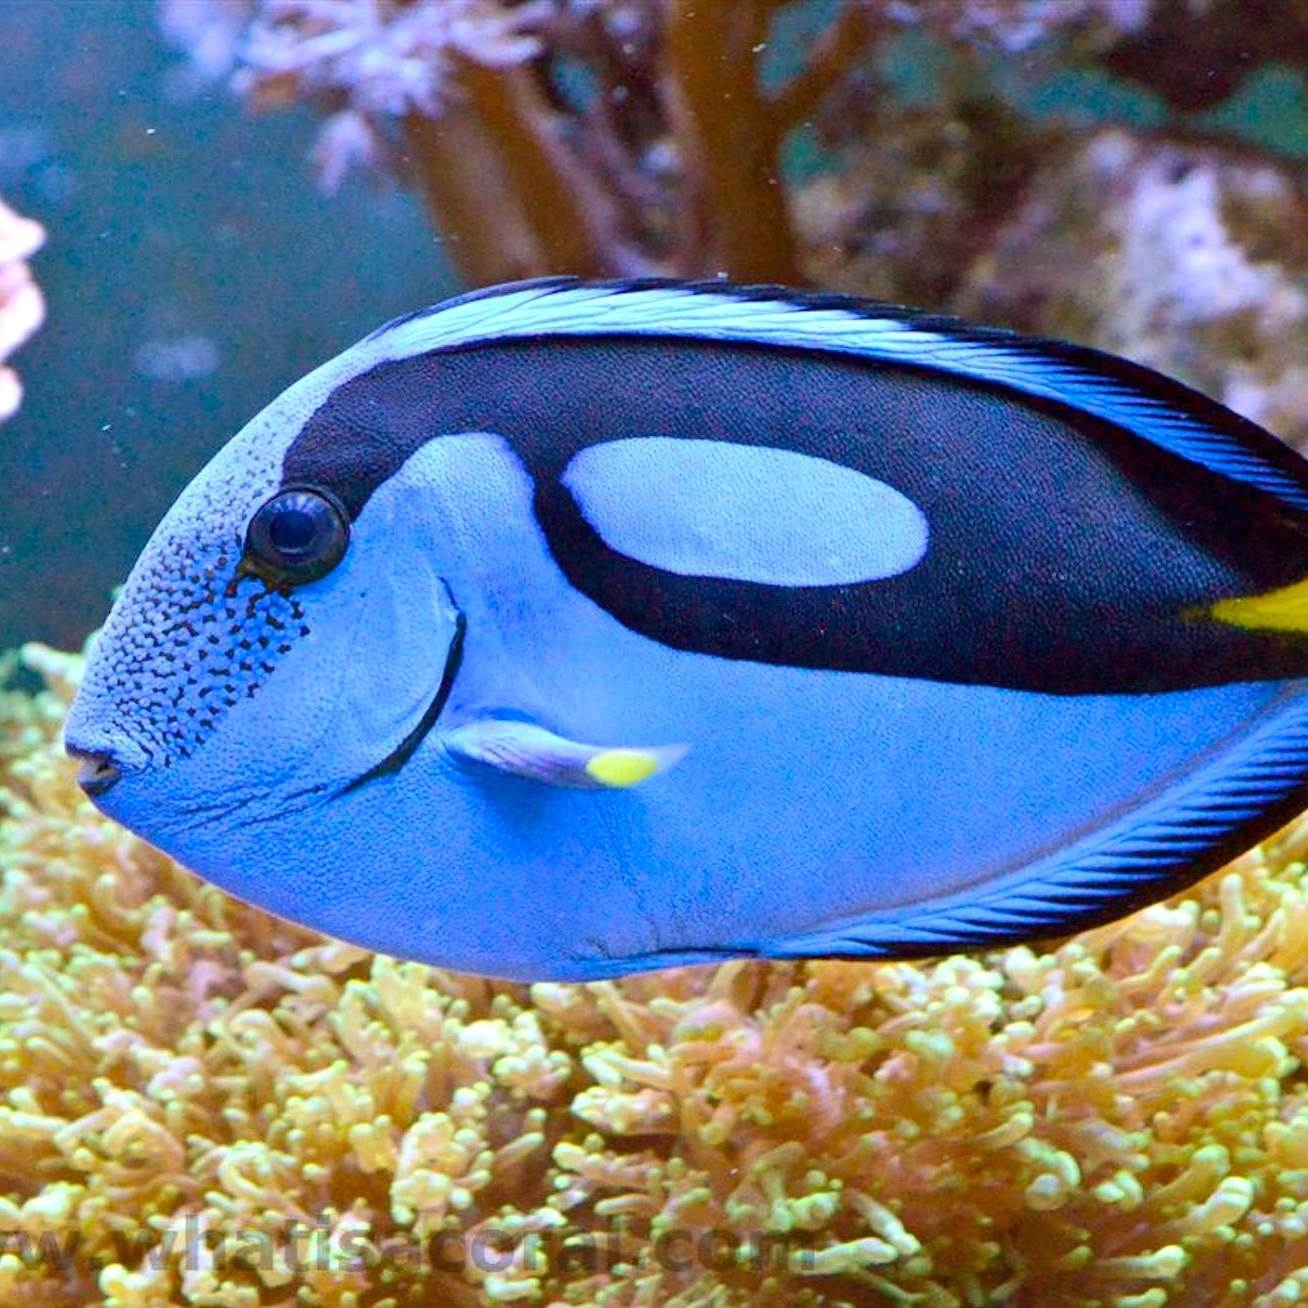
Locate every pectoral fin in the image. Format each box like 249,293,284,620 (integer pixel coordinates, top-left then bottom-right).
444,720,687,789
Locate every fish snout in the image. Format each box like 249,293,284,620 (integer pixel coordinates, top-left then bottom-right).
66,745,125,798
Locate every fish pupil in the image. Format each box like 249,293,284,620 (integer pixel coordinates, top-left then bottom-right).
269,508,318,556
242,485,350,586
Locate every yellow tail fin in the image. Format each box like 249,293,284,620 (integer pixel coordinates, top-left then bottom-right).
1209,576,1308,633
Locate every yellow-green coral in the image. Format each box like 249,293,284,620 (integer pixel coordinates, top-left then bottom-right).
7,643,1308,1306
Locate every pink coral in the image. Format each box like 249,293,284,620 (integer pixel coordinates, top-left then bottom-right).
161,0,559,193
237,0,553,115
0,197,45,424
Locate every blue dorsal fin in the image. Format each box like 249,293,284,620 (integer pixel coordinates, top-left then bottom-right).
360,277,1308,514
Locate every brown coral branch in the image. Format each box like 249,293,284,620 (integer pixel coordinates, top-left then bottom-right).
404,61,628,284
769,0,874,133
661,0,801,282
526,12,670,267
1100,0,1308,111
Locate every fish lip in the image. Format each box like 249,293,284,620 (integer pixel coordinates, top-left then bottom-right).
65,730,148,799
67,745,125,798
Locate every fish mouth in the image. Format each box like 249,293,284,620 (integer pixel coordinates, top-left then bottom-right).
65,718,151,794
69,747,124,798
338,588,467,797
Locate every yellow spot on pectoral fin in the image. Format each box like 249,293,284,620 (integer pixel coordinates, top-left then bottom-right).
585,746,686,788
446,720,687,790
1209,576,1308,633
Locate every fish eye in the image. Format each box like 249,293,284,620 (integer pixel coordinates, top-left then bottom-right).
241,486,349,586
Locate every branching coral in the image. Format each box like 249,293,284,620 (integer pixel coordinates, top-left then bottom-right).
8,642,1308,1306
0,197,45,425
156,0,1308,326
160,0,883,282
239,0,551,116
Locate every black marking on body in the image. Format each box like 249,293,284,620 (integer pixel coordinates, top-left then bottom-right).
282,332,1308,694
362,276,1308,510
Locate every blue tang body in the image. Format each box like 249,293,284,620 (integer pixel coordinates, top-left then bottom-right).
65,279,1308,980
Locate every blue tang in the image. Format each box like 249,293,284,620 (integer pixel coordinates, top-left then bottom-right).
64,278,1308,980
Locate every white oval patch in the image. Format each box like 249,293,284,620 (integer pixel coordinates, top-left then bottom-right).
561,438,929,587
